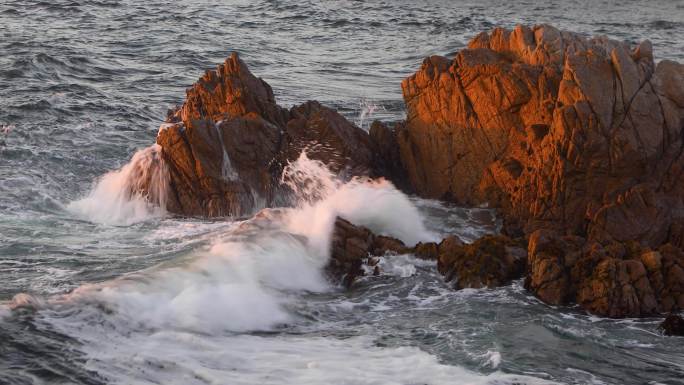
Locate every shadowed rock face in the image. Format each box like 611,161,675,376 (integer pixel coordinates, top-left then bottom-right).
437,234,527,290
396,24,684,245
157,53,376,217
329,216,421,287
525,230,684,317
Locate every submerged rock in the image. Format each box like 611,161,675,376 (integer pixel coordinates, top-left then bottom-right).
659,314,684,336
156,53,377,217
328,217,408,287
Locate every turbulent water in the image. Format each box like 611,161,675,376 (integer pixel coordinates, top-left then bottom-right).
2,1,684,384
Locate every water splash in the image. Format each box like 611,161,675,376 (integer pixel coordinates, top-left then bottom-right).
215,122,239,181
16,150,549,384
51,151,435,335
357,98,385,130
67,144,169,225
280,151,339,204
281,151,438,254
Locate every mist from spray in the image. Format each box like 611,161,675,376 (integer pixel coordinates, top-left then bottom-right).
67,144,169,226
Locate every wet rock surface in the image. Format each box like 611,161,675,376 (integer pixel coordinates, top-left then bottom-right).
396,24,684,317
438,235,527,290
328,217,408,287
156,53,377,217
525,230,684,317
330,217,527,291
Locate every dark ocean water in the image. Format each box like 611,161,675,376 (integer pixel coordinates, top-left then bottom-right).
1,1,684,384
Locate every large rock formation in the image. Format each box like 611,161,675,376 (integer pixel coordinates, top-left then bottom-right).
383,24,684,317
393,24,684,244
156,53,376,217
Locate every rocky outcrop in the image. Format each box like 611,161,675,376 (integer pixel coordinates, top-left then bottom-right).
391,24,684,317
396,24,684,245
329,217,527,290
438,235,527,290
525,230,684,317
156,53,377,217
140,27,684,318
328,217,409,287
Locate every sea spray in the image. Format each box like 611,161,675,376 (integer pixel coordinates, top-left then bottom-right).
356,98,385,131
214,121,239,181
67,144,169,225
46,151,436,334
281,151,438,256
52,220,327,333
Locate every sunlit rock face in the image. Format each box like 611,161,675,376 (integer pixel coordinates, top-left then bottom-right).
397,24,684,246
157,53,376,217
391,24,684,317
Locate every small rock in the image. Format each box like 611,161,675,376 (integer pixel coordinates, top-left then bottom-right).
658,314,684,336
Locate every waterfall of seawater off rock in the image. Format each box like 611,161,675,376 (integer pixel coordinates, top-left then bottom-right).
67,144,170,225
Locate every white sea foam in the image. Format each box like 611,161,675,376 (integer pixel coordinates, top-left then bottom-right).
38,150,555,384
483,349,502,369
69,333,554,385
53,221,327,334
67,144,169,225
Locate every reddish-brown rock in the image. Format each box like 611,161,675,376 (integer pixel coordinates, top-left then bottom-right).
524,230,586,305
526,230,684,317
411,241,440,260
397,25,684,317
156,53,378,217
659,314,684,336
329,217,375,287
438,235,527,290
398,24,684,247
328,217,410,287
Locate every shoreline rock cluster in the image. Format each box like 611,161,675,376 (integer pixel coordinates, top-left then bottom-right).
381,24,684,318
138,25,684,320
